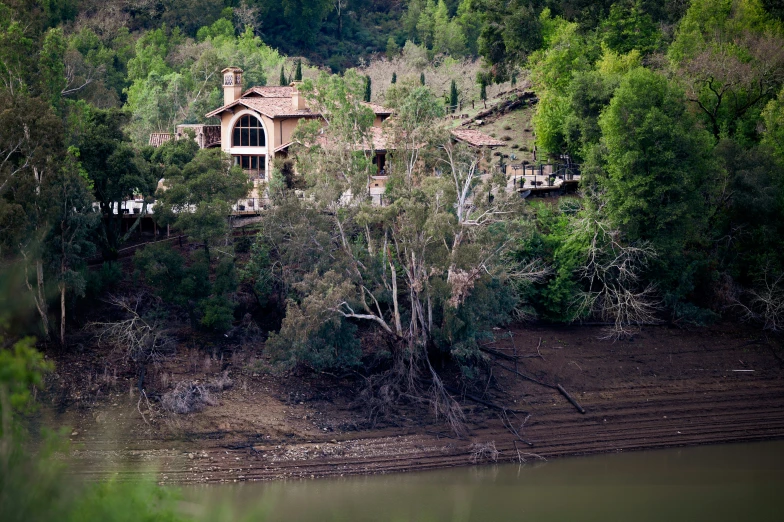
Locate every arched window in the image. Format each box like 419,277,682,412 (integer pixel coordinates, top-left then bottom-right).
232,114,265,147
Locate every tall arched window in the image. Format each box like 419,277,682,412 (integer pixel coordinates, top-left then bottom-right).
232,114,266,147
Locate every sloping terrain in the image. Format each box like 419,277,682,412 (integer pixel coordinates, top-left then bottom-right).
49,323,784,483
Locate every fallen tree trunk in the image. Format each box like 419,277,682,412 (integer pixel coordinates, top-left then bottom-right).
443,385,527,414
556,384,586,414
493,361,587,415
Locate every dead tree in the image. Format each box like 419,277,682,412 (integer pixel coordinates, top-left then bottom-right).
90,294,173,390
573,217,661,339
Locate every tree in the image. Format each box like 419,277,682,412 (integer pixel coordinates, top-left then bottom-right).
420,71,425,85
600,0,661,55
363,75,371,102
78,108,156,259
593,68,714,297
0,93,65,339
46,149,99,346
155,149,251,262
391,72,397,84
762,86,784,161
279,64,286,85
294,59,302,81
273,78,543,430
669,0,784,143
449,78,458,113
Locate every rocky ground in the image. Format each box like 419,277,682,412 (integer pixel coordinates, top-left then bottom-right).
43,322,784,484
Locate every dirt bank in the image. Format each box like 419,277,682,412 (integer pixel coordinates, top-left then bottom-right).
47,322,784,484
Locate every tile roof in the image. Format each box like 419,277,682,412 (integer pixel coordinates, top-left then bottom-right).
206,94,394,120
242,86,293,98
450,129,506,147
149,133,173,147
361,102,393,115
205,97,319,119
313,126,390,152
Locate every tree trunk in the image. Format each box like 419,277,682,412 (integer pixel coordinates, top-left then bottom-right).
60,282,66,347
35,261,50,339
390,261,403,337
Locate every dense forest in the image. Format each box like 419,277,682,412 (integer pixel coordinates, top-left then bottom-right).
2,0,784,518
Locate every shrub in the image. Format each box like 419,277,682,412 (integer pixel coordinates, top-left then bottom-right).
161,381,217,414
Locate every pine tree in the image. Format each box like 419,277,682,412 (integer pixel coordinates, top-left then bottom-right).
391,72,397,84
364,75,372,102
449,79,458,114
279,65,286,86
420,72,425,85
294,60,302,81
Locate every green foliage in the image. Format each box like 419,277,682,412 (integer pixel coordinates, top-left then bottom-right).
133,243,187,304
0,336,189,522
363,74,371,102
155,148,251,260
762,86,784,162
241,240,273,307
294,59,302,81
0,337,52,418
593,68,714,297
267,299,362,371
600,0,661,55
449,79,458,112
134,244,238,333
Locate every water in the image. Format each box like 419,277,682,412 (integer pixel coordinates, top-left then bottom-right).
186,441,784,521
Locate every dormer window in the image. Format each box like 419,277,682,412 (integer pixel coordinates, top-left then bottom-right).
232,115,266,147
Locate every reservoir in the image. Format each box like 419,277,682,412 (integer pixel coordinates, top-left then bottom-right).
186,440,784,521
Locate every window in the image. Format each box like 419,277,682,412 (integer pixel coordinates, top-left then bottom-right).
232,115,265,147
234,155,265,179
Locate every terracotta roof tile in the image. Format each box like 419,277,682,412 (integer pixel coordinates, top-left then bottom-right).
242,86,293,98
361,101,393,115
450,129,506,147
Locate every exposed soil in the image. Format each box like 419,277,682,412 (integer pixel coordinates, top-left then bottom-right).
44,322,784,484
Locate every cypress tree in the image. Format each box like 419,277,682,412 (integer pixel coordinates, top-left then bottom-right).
364,75,372,102
391,72,397,84
420,72,425,85
511,72,517,87
449,79,458,114
480,78,487,101
294,60,302,81
279,65,286,86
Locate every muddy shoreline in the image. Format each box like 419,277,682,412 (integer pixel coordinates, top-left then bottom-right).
51,323,784,484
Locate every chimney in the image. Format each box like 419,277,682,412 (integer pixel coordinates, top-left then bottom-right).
222,67,243,105
290,81,307,111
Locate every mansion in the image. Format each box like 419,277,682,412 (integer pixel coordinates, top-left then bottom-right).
149,67,505,205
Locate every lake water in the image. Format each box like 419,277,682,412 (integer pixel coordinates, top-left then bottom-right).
186,440,784,521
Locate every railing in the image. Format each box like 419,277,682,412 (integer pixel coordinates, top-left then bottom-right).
233,198,265,213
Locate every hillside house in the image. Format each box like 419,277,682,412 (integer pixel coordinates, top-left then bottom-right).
150,67,504,206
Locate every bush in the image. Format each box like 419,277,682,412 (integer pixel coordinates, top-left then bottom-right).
161,381,217,414
266,303,362,371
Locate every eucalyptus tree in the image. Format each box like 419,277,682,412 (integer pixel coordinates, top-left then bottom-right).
260,73,542,431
